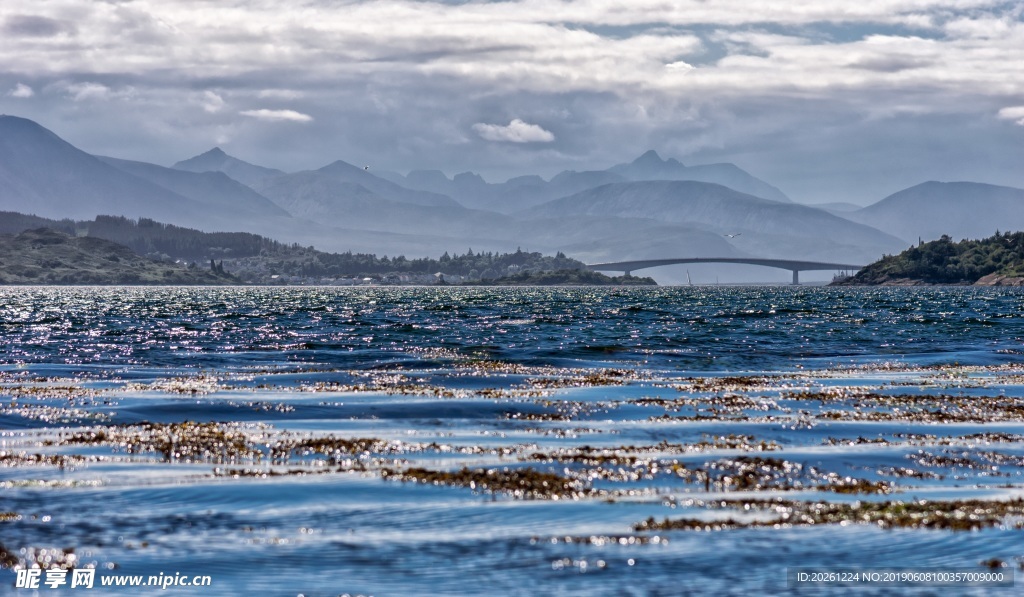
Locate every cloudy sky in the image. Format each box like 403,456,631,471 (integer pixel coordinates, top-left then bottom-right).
2,0,1022,204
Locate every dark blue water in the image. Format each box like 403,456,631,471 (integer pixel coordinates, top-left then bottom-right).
3,286,1023,369
2,287,1023,595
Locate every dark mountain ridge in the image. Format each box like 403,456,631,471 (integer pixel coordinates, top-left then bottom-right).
98,156,290,218
0,115,298,232
0,115,213,224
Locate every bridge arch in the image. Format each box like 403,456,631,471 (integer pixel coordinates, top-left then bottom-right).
585,257,863,285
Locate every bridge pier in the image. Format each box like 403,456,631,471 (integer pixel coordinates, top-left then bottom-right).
791,270,799,285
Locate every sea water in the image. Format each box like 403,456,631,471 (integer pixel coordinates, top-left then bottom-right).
2,286,1023,595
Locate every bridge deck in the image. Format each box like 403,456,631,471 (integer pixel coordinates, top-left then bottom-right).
586,257,864,285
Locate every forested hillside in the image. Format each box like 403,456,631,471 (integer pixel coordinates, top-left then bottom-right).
835,232,1024,285
0,212,586,282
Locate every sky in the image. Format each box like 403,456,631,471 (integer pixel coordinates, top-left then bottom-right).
1,0,1023,205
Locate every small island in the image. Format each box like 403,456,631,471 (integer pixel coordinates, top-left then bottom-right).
833,231,1024,286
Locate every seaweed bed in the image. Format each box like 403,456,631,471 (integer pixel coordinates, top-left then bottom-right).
3,361,1024,576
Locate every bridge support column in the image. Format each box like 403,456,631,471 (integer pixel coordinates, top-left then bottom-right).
624,270,631,277
791,270,799,285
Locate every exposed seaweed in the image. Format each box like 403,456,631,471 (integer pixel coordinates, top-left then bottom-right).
0,543,20,569
63,421,263,462
671,456,892,494
673,375,786,393
524,370,632,389
635,498,1024,532
382,466,589,500
213,467,338,478
0,452,92,468
532,535,667,546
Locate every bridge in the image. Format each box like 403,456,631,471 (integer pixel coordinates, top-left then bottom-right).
585,257,864,285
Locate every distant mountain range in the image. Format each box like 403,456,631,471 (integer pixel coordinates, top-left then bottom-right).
2,114,1019,283
376,149,790,213
0,116,218,225
525,181,902,264
258,160,459,209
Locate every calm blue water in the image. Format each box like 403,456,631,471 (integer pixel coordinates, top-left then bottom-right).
2,287,1024,595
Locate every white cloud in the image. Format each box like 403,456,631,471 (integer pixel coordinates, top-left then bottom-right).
198,90,225,113
240,108,313,122
8,82,33,97
258,89,304,100
472,119,554,143
65,82,111,101
944,16,1013,39
62,81,136,102
665,61,694,72
997,106,1024,126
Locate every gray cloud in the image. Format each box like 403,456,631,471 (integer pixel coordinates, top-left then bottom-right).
0,0,1021,205
2,14,74,37
847,54,934,72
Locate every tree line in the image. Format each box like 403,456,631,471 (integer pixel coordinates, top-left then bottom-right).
848,231,1024,284
0,212,585,278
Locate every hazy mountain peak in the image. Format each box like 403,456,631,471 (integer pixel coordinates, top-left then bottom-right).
175,147,229,168
877,180,1018,204
1,114,50,131
260,158,461,209
0,116,240,226
453,171,485,184
98,155,290,218
0,114,74,152
173,147,284,186
407,170,451,186
320,159,354,171
627,149,687,168
524,179,903,264
632,150,670,166
606,150,791,203
850,180,1024,243
506,174,546,186
548,170,578,184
